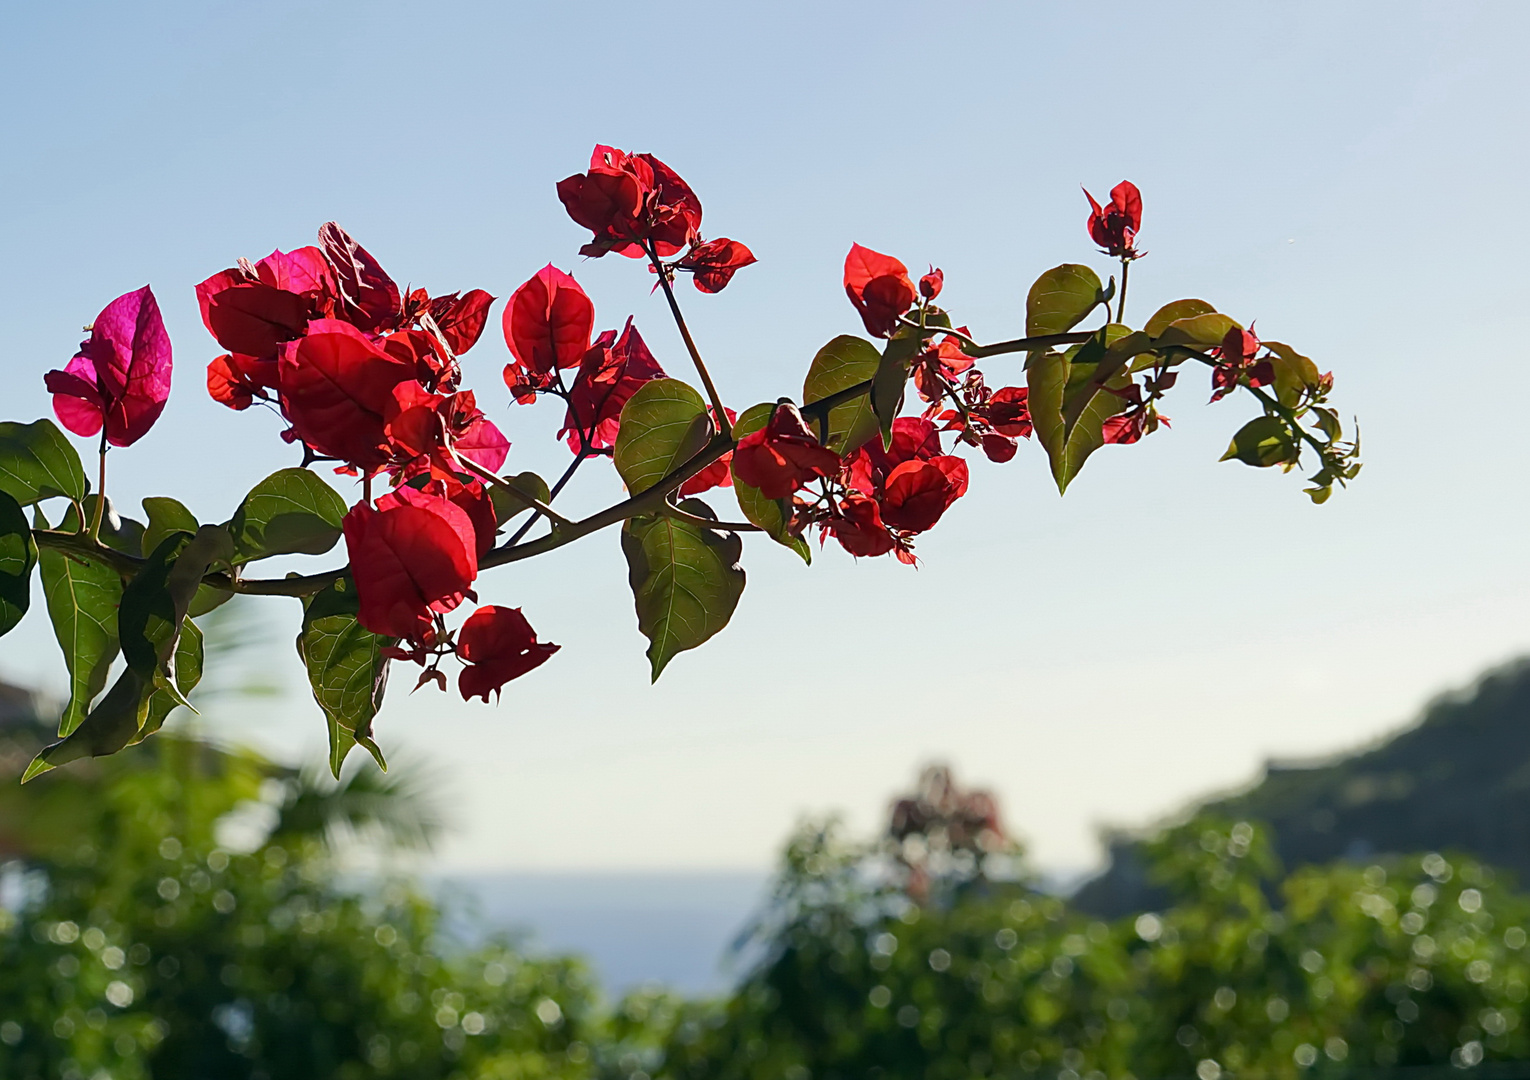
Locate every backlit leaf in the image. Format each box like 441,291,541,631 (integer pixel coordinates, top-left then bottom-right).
730,404,810,564
802,335,880,455
230,468,348,564
1144,298,1217,338
613,379,711,495
1026,264,1105,337
298,575,393,778
0,419,87,506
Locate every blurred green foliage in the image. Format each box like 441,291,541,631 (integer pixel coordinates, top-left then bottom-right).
623,818,1530,1080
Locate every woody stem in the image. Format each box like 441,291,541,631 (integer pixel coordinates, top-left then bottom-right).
1116,257,1130,324
645,241,732,438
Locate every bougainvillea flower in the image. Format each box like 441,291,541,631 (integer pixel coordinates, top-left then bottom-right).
919,267,944,301
45,286,172,447
343,484,479,640
1210,325,1272,403
981,433,1018,463
984,386,1033,438
206,353,276,411
828,493,897,558
195,246,336,362
556,145,702,259
675,238,757,293
912,332,975,405
456,605,561,703
1102,412,1146,445
383,329,458,393
844,244,918,338
732,402,842,499
278,319,416,469
1084,181,1143,258
319,222,402,334
878,456,968,532
384,383,509,479
558,318,666,452
426,289,496,355
503,265,595,401
845,416,943,495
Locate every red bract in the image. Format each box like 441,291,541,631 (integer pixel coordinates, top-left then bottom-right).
1210,325,1272,403
383,329,458,393
384,384,508,480
456,606,560,703
844,244,918,338
278,319,416,469
1084,181,1143,259
984,386,1033,437
675,238,757,293
981,433,1018,463
557,145,703,259
426,289,496,355
319,222,402,334
879,457,968,532
559,319,666,452
343,485,479,640
503,265,594,401
912,332,975,405
732,402,842,499
45,286,172,448
828,493,897,558
919,267,944,301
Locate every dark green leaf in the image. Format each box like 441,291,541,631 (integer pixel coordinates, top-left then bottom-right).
1144,298,1217,338
229,467,348,564
1263,341,1321,408
870,333,922,449
802,335,881,455
488,471,551,525
730,404,810,564
79,495,145,558
1028,333,1135,494
298,575,393,778
0,489,38,637
622,498,746,682
0,418,87,505
38,526,123,737
135,619,204,744
142,496,199,560
1026,264,1105,337
1221,415,1300,468
613,379,711,495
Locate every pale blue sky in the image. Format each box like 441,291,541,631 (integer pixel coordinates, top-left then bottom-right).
2,2,1527,873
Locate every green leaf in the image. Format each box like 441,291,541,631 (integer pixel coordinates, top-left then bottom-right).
1028,333,1135,494
1153,312,1242,349
1144,298,1217,338
229,467,348,564
488,471,551,525
802,335,881,455
0,419,87,505
1026,264,1105,337
142,496,199,560
79,496,145,558
622,498,746,681
135,619,204,744
870,332,922,448
24,525,233,779
298,575,393,778
1263,341,1321,407
613,379,711,495
0,489,38,637
730,404,810,564
1221,415,1300,468
38,519,123,737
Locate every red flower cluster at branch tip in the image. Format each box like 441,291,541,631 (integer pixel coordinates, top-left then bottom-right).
456,606,560,703
557,145,702,259
733,403,842,499
844,244,918,338
278,319,418,471
1210,325,1273,403
674,238,757,294
919,267,944,301
46,286,172,447
1084,181,1143,259
502,265,594,401
558,318,667,452
844,418,968,533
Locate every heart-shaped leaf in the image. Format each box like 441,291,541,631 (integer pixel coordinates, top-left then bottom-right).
614,379,711,495
802,335,880,455
0,419,87,506
298,575,393,777
142,496,199,561
1144,298,1217,338
1026,264,1105,337
229,468,348,564
1154,312,1242,349
622,498,746,681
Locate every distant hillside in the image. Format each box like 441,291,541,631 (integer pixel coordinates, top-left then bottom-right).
1072,658,1530,917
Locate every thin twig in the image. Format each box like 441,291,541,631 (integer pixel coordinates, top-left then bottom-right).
645,240,732,438
459,457,574,527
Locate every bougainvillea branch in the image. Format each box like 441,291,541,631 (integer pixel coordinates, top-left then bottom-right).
0,156,1360,780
